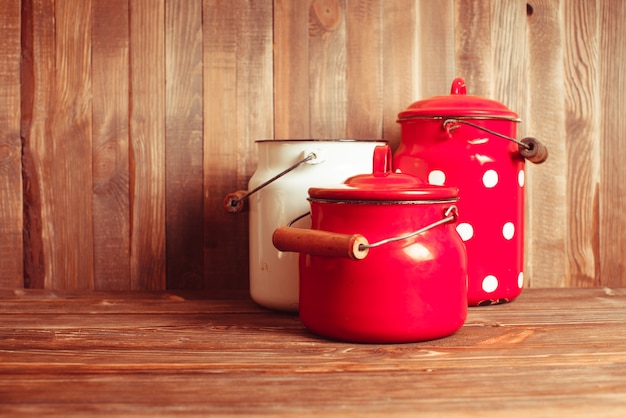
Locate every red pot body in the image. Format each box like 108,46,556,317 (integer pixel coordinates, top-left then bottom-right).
299,198,468,343
394,79,525,306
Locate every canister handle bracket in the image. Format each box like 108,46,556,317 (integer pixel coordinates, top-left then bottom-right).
443,118,548,164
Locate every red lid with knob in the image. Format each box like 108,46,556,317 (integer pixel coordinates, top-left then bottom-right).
397,78,519,119
308,145,458,201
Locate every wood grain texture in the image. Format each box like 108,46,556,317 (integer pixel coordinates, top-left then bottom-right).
491,0,528,111
129,0,166,290
92,0,131,290
454,0,492,98
382,0,418,150
525,0,568,288
273,0,311,139
309,0,347,138
0,0,22,288
380,0,455,150
1,288,626,417
165,0,204,290
563,0,600,286
346,0,383,139
203,0,273,290
415,1,455,98
21,0,55,289
52,0,94,289
599,0,626,286
203,0,240,291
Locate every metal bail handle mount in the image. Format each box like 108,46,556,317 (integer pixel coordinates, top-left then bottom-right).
442,118,548,164
223,150,324,214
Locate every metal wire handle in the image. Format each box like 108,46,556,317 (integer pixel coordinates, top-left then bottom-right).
443,118,531,150
228,152,317,208
288,211,311,227
360,205,458,251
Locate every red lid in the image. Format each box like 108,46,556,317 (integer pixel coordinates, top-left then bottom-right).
308,145,458,201
397,78,518,119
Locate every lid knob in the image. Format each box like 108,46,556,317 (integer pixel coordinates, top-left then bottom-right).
450,78,467,95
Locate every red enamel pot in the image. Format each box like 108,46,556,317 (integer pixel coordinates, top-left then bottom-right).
273,145,468,343
395,78,547,306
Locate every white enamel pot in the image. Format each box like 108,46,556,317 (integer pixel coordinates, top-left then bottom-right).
224,139,386,311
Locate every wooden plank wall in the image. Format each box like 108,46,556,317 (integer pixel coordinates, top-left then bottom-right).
1,0,625,291
0,0,22,289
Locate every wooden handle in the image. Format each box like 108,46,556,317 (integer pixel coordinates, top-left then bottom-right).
223,190,248,213
272,226,369,260
519,137,548,164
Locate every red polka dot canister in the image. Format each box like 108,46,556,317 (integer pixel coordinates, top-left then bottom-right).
394,78,547,306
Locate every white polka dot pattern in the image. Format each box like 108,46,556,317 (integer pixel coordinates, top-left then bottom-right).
428,170,446,186
456,223,474,241
502,222,515,240
482,275,498,293
392,132,527,305
482,169,498,188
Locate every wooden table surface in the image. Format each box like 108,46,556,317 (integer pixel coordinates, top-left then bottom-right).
1,287,625,417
